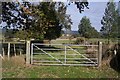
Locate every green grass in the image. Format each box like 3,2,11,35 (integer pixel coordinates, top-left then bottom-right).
51,39,76,44
51,38,118,45
88,38,119,44
2,57,119,78
2,38,120,78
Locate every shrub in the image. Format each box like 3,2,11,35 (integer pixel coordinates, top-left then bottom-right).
75,37,85,44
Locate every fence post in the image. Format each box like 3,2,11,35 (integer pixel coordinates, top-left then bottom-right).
13,44,16,56
2,48,5,57
26,40,31,65
7,43,10,60
31,43,33,64
98,42,102,67
65,45,66,64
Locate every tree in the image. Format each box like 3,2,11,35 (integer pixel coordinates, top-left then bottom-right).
1,1,89,41
15,2,72,41
68,1,89,13
1,0,89,29
78,16,99,38
56,2,72,30
100,1,119,43
15,30,31,40
30,2,61,40
118,16,120,38
44,22,62,43
2,2,32,30
1,2,60,40
33,2,63,41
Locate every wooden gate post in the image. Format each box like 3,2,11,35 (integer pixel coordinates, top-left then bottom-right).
7,43,10,60
13,44,16,56
31,43,33,64
26,41,31,65
98,42,102,67
2,48,5,57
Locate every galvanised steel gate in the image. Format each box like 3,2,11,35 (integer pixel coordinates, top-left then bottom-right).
30,43,102,66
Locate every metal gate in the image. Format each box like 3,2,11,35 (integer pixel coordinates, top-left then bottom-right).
30,43,102,66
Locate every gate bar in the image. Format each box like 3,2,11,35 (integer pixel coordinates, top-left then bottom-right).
33,44,64,64
67,45,96,64
33,63,98,66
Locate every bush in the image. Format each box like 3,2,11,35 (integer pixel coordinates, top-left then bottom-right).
75,37,85,44
102,43,115,60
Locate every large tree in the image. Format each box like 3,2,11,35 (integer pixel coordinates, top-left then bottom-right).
100,1,119,43
1,2,32,29
1,2,62,40
1,1,34,40
78,16,99,38
118,16,120,38
31,2,62,40
1,1,89,40
14,2,65,40
56,2,72,30
1,0,89,29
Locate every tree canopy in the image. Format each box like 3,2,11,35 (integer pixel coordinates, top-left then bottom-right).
78,16,99,38
1,0,89,40
100,1,119,40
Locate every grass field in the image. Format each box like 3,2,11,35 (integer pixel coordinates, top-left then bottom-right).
51,39,75,44
2,56,120,78
51,38,118,45
2,38,120,78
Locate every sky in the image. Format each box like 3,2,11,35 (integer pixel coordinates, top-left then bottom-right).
66,2,107,32
0,0,120,31
66,1,120,32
